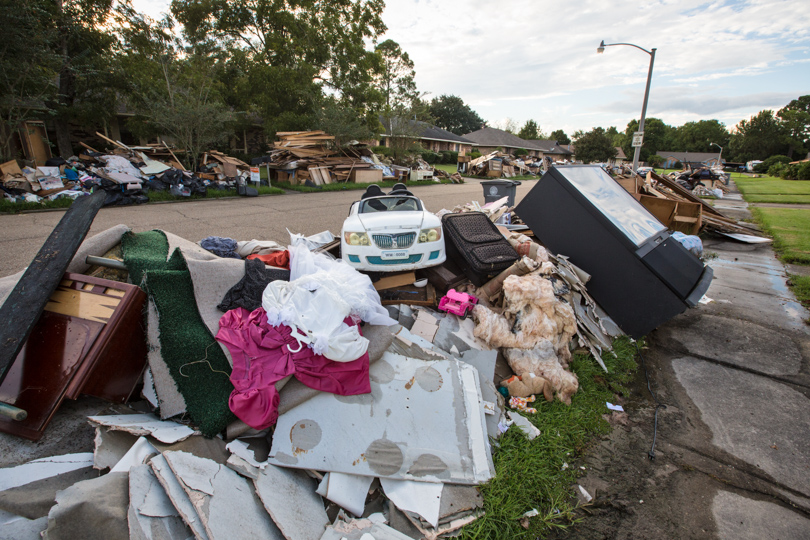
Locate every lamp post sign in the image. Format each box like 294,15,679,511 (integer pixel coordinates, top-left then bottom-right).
632,132,644,148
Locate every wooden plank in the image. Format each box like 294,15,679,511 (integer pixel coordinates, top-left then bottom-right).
79,141,101,154
0,189,106,386
162,140,186,171
650,171,723,217
95,131,129,150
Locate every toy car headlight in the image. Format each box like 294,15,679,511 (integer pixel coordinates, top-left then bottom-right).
344,232,370,246
419,227,441,243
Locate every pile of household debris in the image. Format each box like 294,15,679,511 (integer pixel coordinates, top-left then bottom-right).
464,152,543,178
0,132,252,207
0,182,626,538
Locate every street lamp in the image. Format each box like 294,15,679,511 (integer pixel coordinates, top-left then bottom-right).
598,40,657,172
710,142,727,184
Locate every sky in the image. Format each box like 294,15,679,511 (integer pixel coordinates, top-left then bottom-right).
133,0,810,137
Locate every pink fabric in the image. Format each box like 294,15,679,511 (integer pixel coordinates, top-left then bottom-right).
216,307,371,430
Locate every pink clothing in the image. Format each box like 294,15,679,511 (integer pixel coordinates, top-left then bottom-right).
216,307,371,430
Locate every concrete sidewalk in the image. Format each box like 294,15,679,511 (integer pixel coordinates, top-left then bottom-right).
557,183,810,539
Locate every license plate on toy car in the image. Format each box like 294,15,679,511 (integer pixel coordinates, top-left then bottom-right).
382,250,409,260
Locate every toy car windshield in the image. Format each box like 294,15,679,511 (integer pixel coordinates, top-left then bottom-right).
360,196,422,213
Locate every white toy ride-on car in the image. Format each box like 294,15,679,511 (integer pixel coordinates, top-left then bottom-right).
341,183,446,272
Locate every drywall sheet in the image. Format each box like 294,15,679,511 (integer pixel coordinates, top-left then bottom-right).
320,515,414,540
45,471,129,540
269,352,494,485
128,464,191,540
88,414,198,444
315,473,373,517
380,478,443,528
162,451,282,540
150,454,209,540
0,453,93,492
253,464,329,540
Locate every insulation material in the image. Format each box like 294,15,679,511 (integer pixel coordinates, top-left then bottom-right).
45,472,130,540
503,347,579,405
128,464,191,540
253,463,330,540
268,352,494,485
149,454,209,540
472,274,577,364
380,478,443,528
162,451,282,540
315,473,373,517
88,415,198,444
0,453,93,492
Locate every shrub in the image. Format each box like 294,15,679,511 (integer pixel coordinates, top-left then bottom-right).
798,161,810,181
418,150,441,164
673,160,683,169
781,164,799,180
514,148,528,157
755,155,790,173
470,151,482,159
371,145,392,157
648,154,664,167
440,150,458,164
768,163,786,177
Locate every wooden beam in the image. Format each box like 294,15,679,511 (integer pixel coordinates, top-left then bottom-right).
162,140,186,171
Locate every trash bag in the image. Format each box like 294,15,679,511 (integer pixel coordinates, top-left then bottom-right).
670,231,703,257
170,184,191,197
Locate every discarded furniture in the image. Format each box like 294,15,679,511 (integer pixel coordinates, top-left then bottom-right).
637,194,702,235
515,165,712,338
0,273,147,440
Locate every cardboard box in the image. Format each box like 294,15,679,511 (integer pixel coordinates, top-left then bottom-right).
352,169,383,183
373,271,417,291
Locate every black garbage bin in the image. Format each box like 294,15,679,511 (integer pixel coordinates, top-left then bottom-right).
481,180,521,206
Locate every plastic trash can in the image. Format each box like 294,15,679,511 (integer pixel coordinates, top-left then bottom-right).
482,180,521,206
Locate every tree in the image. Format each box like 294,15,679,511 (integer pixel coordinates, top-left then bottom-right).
622,117,672,163
670,120,729,153
428,95,483,135
518,119,546,140
0,0,60,160
728,110,788,162
496,118,518,134
777,96,810,159
374,39,418,110
550,129,570,145
314,98,375,147
573,127,617,163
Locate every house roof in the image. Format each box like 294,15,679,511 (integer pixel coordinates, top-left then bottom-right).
461,128,572,155
381,118,476,145
461,127,528,149
615,147,627,159
659,151,722,163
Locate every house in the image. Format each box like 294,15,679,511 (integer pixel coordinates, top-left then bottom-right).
609,147,628,166
461,127,573,160
379,118,476,154
660,151,723,169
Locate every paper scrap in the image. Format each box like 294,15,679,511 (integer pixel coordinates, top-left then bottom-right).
606,402,624,412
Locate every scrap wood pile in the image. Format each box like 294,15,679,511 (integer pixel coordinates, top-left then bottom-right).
0,132,252,207
468,151,541,178
610,166,768,240
0,194,622,538
265,131,410,185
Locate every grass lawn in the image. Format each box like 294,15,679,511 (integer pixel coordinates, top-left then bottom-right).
461,338,639,538
434,164,459,174
735,176,810,203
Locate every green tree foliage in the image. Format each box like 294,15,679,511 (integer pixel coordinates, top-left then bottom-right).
518,119,545,140
374,39,418,110
728,109,788,162
0,0,60,160
754,155,790,173
428,94,484,136
313,98,375,147
777,96,810,159
622,117,672,163
117,9,232,169
573,127,617,164
550,129,570,145
670,119,729,153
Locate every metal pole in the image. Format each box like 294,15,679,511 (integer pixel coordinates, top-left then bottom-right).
632,48,656,171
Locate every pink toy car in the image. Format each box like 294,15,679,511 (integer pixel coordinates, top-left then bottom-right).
438,289,478,317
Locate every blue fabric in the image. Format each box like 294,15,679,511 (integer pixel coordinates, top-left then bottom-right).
200,236,241,259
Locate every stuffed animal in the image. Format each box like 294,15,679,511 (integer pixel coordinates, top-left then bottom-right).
500,373,554,402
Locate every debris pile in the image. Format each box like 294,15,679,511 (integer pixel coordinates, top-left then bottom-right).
467,151,541,178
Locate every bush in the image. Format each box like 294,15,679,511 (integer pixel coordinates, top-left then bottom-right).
781,164,799,180
371,145,392,157
768,163,786,177
755,155,791,173
798,161,810,181
673,160,682,169
470,151,482,159
418,149,441,164
648,154,664,167
440,150,458,164
514,148,528,157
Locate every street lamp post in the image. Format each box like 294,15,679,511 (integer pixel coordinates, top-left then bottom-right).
710,142,728,184
597,40,657,172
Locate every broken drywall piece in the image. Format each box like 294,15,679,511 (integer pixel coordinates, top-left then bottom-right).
409,310,439,342
269,352,494,485
0,510,48,540
226,439,269,470
150,454,209,540
0,453,93,492
142,368,159,409
458,349,503,439
506,411,541,440
380,478,443,528
88,414,198,444
111,437,159,473
128,464,191,540
320,514,414,540
225,455,259,481
315,472,374,517
433,314,489,355
93,426,139,470
254,463,330,540
45,471,129,540
386,327,448,361
163,451,283,540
